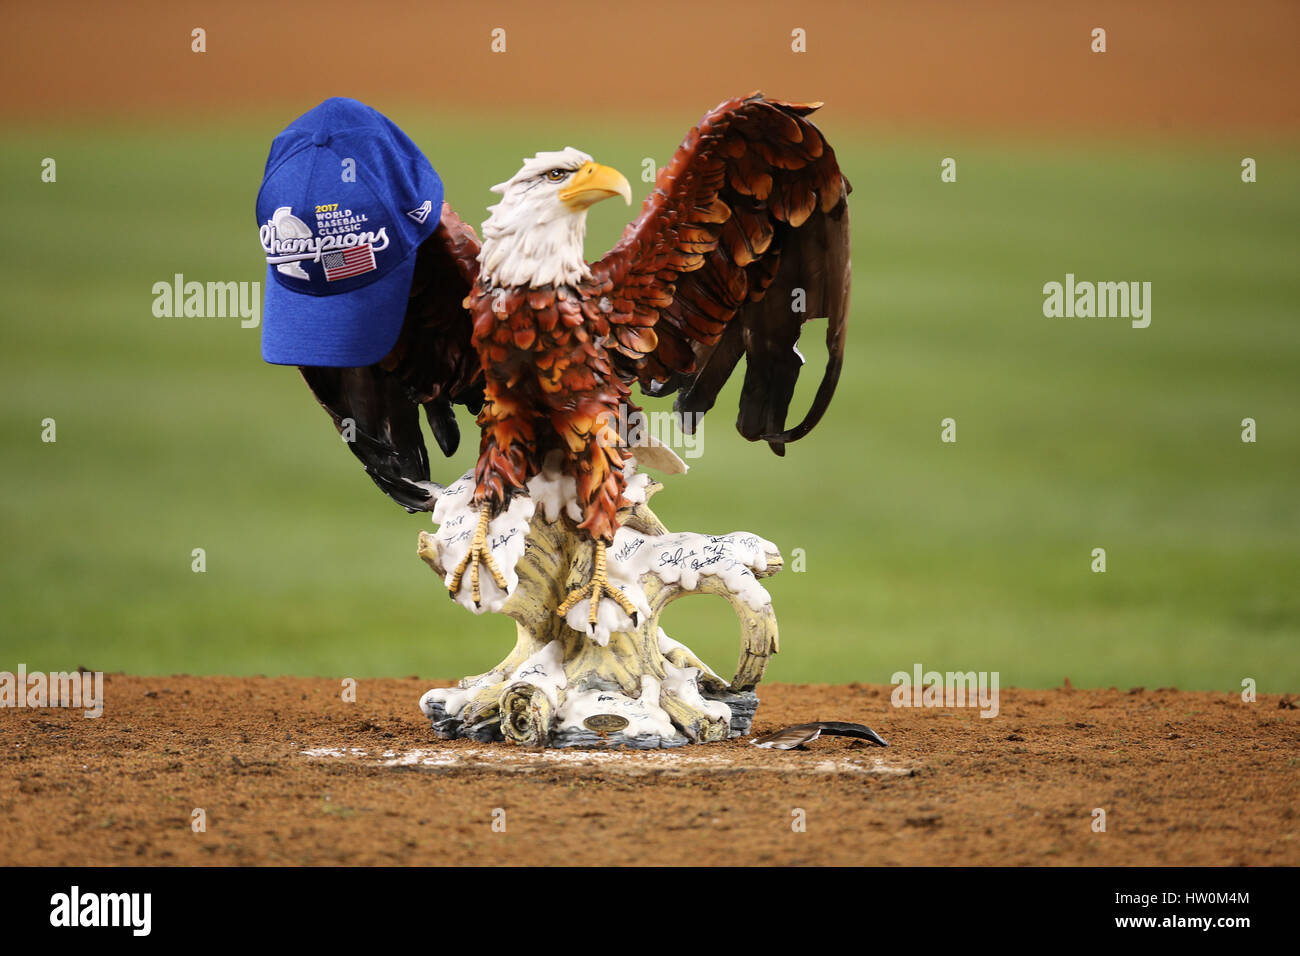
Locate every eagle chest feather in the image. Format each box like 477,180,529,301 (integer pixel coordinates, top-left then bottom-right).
469,282,625,400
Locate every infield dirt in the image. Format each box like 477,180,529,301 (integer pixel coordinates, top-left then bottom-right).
5,1,1298,134
1,676,1295,866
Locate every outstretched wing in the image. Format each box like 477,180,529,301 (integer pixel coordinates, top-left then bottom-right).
592,93,850,454
299,203,484,512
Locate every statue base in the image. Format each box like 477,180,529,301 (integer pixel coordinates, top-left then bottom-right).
415,452,781,750
422,689,759,750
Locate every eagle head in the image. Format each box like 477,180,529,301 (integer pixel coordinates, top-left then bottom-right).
478,147,631,290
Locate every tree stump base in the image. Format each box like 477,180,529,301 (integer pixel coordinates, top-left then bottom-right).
415,454,781,749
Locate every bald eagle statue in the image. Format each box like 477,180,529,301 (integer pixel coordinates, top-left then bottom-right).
299,93,850,626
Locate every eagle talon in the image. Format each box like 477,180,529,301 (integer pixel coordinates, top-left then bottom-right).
557,540,640,631
448,507,508,605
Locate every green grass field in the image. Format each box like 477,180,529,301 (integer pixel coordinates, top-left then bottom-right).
2,110,1297,690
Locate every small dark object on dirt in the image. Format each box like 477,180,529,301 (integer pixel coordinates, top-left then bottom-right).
752,721,888,750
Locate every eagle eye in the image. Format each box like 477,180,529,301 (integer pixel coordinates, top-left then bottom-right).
544,168,569,182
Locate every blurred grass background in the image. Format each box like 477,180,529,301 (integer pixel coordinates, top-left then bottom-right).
1,112,1297,690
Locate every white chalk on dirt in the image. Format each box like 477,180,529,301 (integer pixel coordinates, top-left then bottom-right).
300,745,918,777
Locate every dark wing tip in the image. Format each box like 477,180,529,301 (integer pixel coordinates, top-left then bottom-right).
814,721,889,747
754,721,888,749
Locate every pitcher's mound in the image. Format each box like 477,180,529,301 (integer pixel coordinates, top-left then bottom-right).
0,676,1295,866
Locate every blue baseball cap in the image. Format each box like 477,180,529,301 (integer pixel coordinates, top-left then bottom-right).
256,97,444,366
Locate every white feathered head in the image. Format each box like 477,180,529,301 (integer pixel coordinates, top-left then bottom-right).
478,148,631,289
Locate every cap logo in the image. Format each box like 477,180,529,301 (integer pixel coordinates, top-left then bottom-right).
259,204,389,281
407,200,433,224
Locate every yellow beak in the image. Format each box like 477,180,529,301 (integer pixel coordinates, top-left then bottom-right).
558,161,632,211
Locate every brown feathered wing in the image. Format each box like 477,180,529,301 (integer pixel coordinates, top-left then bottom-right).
592,93,851,454
298,203,484,512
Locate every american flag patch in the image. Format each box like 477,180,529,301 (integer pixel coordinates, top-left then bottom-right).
321,244,376,281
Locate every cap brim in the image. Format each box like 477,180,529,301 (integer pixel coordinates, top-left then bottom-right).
261,250,416,367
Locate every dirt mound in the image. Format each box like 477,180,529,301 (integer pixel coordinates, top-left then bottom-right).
1,676,1294,865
